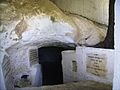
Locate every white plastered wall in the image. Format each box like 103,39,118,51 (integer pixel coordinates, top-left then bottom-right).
113,0,120,90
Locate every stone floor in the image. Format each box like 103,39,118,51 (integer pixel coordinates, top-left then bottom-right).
15,80,112,90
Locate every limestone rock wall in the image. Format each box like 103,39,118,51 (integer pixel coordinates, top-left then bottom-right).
0,0,108,50
0,0,109,89
51,0,109,25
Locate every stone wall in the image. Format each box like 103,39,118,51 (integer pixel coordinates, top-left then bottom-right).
51,0,109,25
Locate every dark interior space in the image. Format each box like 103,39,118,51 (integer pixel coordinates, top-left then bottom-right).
38,46,74,85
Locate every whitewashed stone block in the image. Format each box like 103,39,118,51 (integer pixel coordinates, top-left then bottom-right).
76,46,114,84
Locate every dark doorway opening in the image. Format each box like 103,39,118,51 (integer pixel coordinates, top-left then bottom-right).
38,46,75,85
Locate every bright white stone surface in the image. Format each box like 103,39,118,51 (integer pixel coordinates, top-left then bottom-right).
76,46,114,84
61,46,114,85
62,50,77,83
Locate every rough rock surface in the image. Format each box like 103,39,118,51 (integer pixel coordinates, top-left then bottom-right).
0,1,109,89
51,0,109,25
15,80,112,90
0,0,76,50
0,0,108,50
